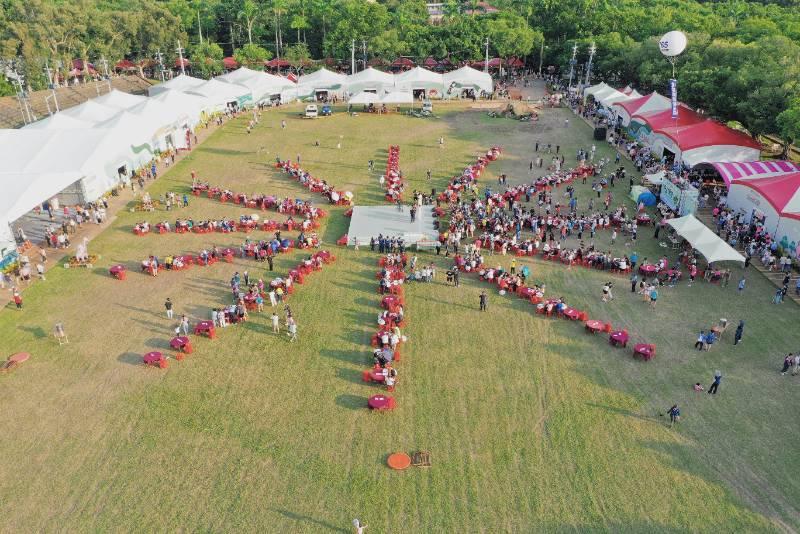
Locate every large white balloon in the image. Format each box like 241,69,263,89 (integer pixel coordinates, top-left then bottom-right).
659,31,688,57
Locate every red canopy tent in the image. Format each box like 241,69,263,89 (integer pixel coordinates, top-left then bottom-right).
222,57,239,70
390,57,415,71
423,57,438,68
71,59,97,75
265,58,291,68
654,120,761,153
632,106,705,130
507,57,524,68
114,59,137,71
175,58,190,68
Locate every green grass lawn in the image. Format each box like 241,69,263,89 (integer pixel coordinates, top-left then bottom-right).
1,102,799,532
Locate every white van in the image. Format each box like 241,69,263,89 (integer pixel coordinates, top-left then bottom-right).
305,104,318,118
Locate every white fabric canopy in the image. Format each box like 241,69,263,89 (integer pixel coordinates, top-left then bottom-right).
216,67,293,102
60,100,120,123
644,170,666,185
148,74,205,97
349,91,381,105
443,66,493,95
381,91,414,104
185,79,251,110
22,113,92,130
128,99,189,131
150,89,212,127
92,89,147,110
583,82,613,103
395,67,444,93
345,67,395,94
297,68,347,97
96,110,162,151
666,214,745,264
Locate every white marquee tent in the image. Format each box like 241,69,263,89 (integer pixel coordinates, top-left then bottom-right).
296,68,347,98
185,79,252,110
22,113,92,130
666,214,745,264
583,82,615,103
443,66,493,95
216,67,294,102
148,73,205,97
348,91,382,105
611,92,671,126
92,89,147,110
150,89,212,127
345,67,396,94
395,67,444,95
60,100,120,123
381,91,414,105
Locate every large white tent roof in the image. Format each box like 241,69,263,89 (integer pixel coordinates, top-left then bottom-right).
395,67,444,91
666,214,745,264
150,90,212,125
60,100,120,123
92,89,147,110
349,91,381,105
148,73,205,97
443,66,493,94
216,67,293,101
298,68,347,88
96,110,161,148
186,79,250,103
345,67,395,93
128,98,189,128
381,91,414,104
22,113,92,130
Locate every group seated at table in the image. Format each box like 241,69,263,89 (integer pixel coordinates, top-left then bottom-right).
407,264,436,282
133,222,151,235
275,159,352,205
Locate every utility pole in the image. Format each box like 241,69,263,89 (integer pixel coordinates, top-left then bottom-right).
155,49,165,82
362,40,367,71
584,42,596,87
99,56,109,77
7,65,33,124
538,38,545,76
197,10,204,44
43,60,60,114
567,43,578,90
484,37,490,73
351,39,355,75
176,41,186,75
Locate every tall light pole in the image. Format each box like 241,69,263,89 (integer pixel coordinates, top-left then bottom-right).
350,39,355,75
567,43,578,90
176,41,186,75
155,49,165,82
584,42,596,87
538,38,545,76
484,37,490,73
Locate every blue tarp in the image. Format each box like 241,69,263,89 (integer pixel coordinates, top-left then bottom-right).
638,191,657,207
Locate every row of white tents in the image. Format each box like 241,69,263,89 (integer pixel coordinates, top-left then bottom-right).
0,65,493,259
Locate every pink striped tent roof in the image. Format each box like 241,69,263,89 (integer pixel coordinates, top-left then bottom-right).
710,160,800,186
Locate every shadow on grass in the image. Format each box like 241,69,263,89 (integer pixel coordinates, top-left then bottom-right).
337,366,368,385
585,402,659,423
17,325,47,339
321,349,365,366
334,394,365,411
117,351,143,365
274,509,348,533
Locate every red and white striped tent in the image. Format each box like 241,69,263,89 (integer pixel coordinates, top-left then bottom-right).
708,160,800,187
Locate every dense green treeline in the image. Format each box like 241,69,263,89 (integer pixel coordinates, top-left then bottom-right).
0,0,798,144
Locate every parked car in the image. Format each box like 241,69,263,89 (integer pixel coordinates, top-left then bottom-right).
320,105,332,116
304,104,318,118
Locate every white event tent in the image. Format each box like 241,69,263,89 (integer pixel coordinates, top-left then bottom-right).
296,68,348,99
216,67,294,103
583,82,615,103
148,73,205,97
345,67,396,94
395,67,445,95
92,89,148,110
443,66,493,95
60,100,120,123
611,92,671,126
666,214,745,264
381,91,414,105
185,79,252,110
150,89,212,127
348,91,382,105
22,113,92,130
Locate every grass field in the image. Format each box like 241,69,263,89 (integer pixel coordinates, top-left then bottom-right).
1,100,799,533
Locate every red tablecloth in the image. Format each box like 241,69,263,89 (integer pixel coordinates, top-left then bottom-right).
585,320,604,332
609,331,629,346
370,370,387,382
8,352,30,363
368,394,391,410
639,264,658,274
633,343,655,360
170,336,190,349
563,308,580,320
143,351,163,365
109,265,125,274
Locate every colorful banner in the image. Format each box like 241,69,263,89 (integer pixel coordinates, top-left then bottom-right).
669,78,678,119
660,179,681,211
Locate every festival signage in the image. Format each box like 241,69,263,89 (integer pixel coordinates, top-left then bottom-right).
679,188,699,215
660,180,681,211
669,79,678,119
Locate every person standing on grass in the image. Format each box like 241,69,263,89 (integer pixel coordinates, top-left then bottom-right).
353,519,367,534
479,290,487,311
734,320,744,345
666,404,680,427
12,289,22,309
708,371,722,394
180,315,190,336
738,277,746,293
165,298,174,319
630,272,638,293
271,312,280,333
649,286,658,308
287,316,298,342
781,354,793,375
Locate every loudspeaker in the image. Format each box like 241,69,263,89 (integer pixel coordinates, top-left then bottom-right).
593,127,607,140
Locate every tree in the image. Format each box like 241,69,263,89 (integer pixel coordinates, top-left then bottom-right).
238,0,260,45
776,101,800,157
190,41,224,78
284,42,310,74
234,43,272,67
486,12,540,70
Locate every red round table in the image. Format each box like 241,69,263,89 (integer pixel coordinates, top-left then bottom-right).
368,394,392,410
169,336,193,354
387,452,412,470
8,352,30,364
633,343,655,361
194,321,216,339
563,308,580,320
370,370,387,382
585,320,604,333
609,330,629,347
639,264,658,275
109,264,126,280
143,351,164,365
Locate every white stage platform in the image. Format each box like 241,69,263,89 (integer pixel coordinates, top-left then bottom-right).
347,205,439,246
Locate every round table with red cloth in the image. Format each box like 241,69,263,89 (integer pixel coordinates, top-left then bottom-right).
609,330,629,347
387,452,412,470
220,248,236,257
8,352,30,364
170,336,190,350
143,351,163,365
194,321,216,338
665,269,681,278
109,264,126,279
639,264,658,275
633,343,655,361
368,394,392,410
563,307,581,320
370,369,387,383
585,320,605,333
636,215,652,225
